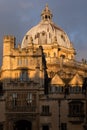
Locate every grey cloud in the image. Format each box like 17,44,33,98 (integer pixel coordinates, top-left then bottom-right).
0,0,87,64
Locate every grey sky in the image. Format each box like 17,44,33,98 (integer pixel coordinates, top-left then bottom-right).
0,0,87,64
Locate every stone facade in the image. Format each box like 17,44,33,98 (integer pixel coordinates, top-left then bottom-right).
0,4,87,130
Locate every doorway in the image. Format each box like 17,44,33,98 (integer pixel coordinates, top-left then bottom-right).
14,120,32,130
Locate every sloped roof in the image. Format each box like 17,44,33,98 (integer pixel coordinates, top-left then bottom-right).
68,73,83,87
51,74,65,86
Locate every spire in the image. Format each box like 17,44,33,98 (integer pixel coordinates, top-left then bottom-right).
41,4,53,21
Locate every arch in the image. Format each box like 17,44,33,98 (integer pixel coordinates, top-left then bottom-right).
14,120,32,130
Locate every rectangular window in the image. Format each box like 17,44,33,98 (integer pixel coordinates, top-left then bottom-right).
26,93,36,107
42,105,50,115
25,58,28,65
17,57,28,66
20,71,29,81
27,93,32,105
69,86,82,93
61,123,67,130
58,86,63,93
69,101,84,117
52,87,55,93
42,125,49,130
51,86,63,93
12,93,17,107
17,58,22,65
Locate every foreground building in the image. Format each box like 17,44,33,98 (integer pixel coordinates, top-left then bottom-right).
0,4,87,130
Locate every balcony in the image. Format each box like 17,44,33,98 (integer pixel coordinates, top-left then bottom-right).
6,101,36,113
68,115,85,123
3,81,38,90
6,105,36,113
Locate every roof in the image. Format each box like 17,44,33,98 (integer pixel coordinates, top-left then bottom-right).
50,74,65,86
21,5,74,50
68,73,83,87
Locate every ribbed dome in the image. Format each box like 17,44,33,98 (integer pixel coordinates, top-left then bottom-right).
21,5,74,50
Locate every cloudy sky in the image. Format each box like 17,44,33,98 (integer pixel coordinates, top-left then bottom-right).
0,0,87,65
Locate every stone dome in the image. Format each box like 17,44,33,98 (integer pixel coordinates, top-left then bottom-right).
21,5,74,50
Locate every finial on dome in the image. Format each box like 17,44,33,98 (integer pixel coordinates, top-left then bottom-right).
41,4,53,21
45,4,49,11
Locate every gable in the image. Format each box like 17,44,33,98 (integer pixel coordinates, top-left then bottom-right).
69,73,83,87
51,74,65,86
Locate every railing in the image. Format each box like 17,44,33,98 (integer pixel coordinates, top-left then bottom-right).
6,101,36,112
6,106,36,112
46,57,87,69
68,114,85,123
3,81,39,90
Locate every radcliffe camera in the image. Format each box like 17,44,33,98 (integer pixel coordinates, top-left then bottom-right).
0,3,87,130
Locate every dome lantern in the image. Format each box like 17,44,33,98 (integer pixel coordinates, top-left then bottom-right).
41,4,53,21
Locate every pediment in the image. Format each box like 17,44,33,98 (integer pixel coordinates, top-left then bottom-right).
51,74,65,86
69,73,83,87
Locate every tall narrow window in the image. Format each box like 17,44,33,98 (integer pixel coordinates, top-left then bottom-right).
27,93,32,105
17,58,22,65
25,58,28,65
42,105,50,115
12,93,17,107
20,71,29,81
